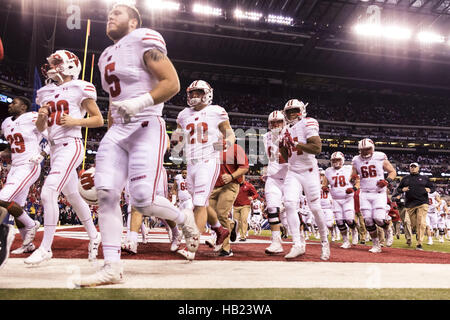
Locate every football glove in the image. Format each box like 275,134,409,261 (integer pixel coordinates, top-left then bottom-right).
29,153,44,164
376,179,389,188
112,93,154,121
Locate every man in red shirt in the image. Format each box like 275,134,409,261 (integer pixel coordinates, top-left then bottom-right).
233,177,259,242
207,143,249,256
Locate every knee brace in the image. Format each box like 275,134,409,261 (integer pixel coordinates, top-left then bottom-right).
336,221,348,233
374,218,390,229
365,219,377,233
267,207,281,226
346,220,357,229
439,228,445,235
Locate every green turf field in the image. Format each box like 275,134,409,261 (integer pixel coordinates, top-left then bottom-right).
1,288,450,300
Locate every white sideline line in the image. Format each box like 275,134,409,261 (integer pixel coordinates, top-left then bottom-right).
1,258,449,289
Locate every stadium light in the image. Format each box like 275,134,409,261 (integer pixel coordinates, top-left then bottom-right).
234,8,263,21
417,31,445,44
104,0,136,5
353,23,411,40
146,0,180,11
267,14,293,26
192,3,222,16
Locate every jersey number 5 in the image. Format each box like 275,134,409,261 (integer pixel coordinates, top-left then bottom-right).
104,62,121,97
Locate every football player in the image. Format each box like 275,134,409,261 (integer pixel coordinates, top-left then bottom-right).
263,110,288,254
279,99,330,260
319,168,335,243
174,80,235,260
351,138,396,253
78,4,199,286
323,152,359,248
0,96,43,254
26,50,104,266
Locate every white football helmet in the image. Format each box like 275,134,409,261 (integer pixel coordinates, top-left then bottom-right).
268,110,285,135
186,80,213,107
331,151,345,169
41,50,81,84
358,138,375,159
319,168,325,175
283,99,308,125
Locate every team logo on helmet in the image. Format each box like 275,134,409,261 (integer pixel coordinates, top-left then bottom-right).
331,151,345,169
186,80,213,107
41,50,81,84
268,110,285,135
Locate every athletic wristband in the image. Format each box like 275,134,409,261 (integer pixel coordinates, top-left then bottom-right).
386,177,393,184
353,186,358,191
230,173,234,180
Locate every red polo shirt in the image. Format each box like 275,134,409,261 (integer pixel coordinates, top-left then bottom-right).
215,144,249,188
234,181,259,207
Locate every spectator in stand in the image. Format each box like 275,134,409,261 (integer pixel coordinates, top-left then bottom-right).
397,162,435,250
233,176,259,242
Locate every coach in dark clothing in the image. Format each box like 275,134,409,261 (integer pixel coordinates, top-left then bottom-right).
396,163,434,250
391,188,412,246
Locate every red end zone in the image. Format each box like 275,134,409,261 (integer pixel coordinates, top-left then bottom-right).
10,227,450,264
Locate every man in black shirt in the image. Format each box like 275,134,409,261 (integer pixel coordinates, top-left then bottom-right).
397,163,435,250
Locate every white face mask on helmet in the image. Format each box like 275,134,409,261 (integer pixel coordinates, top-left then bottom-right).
186,80,213,108
358,138,375,159
41,50,81,84
268,110,285,135
283,99,308,125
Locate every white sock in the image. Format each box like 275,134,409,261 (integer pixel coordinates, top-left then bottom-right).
128,231,138,243
66,192,98,241
17,211,35,229
272,230,281,240
103,245,121,262
40,187,60,251
18,227,27,241
212,221,221,229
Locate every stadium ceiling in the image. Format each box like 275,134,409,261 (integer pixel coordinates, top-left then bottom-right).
2,0,450,91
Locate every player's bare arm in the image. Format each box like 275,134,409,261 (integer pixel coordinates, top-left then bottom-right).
214,120,235,150
222,167,248,185
144,48,180,103
35,104,50,132
322,176,329,189
383,159,397,181
295,136,322,155
60,98,104,128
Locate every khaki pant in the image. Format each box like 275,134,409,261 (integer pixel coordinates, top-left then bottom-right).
355,211,366,242
234,205,251,240
399,207,412,242
208,182,239,252
407,204,428,246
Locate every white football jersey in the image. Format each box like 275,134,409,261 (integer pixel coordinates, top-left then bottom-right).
320,188,333,210
252,199,262,213
36,79,96,141
174,174,191,202
427,191,439,212
325,165,354,200
98,28,167,123
283,117,319,172
177,104,229,161
352,151,388,192
1,112,44,166
263,131,288,179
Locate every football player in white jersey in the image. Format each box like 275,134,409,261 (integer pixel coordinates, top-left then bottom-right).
172,170,193,211
323,152,359,248
437,198,448,243
279,99,330,261
0,96,42,254
25,50,104,266
174,80,235,260
250,198,264,235
263,110,288,254
351,138,396,253
78,4,199,287
319,168,335,242
425,191,439,245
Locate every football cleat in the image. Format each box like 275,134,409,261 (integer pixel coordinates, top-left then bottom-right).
385,227,393,247
265,238,283,255
22,221,40,247
320,241,330,261
0,224,15,270
180,209,200,253
121,239,138,254
77,261,123,288
11,243,36,254
427,237,433,245
177,247,195,261
213,225,229,247
24,246,52,265
369,238,382,253
88,232,102,261
340,240,351,249
284,244,305,259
